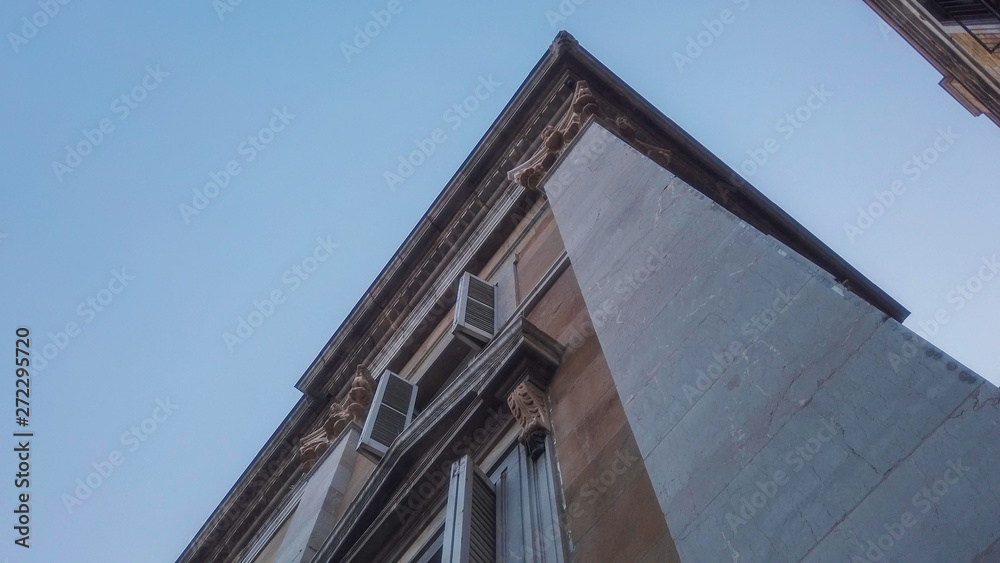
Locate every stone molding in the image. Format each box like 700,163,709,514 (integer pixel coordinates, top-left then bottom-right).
506,80,671,190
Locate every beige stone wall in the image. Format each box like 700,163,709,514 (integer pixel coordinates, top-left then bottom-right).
520,212,679,561
529,266,680,562
333,203,679,561
951,31,1000,84
251,514,292,563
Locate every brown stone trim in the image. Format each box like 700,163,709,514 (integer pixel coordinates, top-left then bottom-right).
507,81,671,190
507,380,553,458
300,366,375,471
314,316,564,563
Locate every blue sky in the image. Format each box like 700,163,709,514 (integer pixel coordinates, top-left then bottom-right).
2,1,999,561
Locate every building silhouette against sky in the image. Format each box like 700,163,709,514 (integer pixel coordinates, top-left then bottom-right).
178,33,1000,563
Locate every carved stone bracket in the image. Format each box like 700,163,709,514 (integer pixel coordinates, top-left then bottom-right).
299,427,332,471
549,30,579,55
506,81,672,190
507,80,602,190
507,380,552,459
300,365,375,470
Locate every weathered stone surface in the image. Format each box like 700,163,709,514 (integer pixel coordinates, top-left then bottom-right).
276,426,361,563
545,121,1000,562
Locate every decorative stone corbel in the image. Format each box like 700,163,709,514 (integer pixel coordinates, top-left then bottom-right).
507,80,602,190
299,427,332,471
507,380,552,459
507,81,672,191
300,365,375,471
549,30,579,55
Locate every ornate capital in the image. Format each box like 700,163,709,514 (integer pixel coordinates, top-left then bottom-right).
299,427,331,471
300,365,375,470
507,81,671,190
507,380,551,458
507,81,603,190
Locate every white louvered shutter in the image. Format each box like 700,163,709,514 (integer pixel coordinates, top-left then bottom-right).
452,273,497,347
442,455,497,563
357,370,417,462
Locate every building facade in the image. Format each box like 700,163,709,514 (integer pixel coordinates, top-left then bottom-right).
178,33,1000,562
866,0,1000,126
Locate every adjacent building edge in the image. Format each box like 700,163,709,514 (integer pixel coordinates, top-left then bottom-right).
865,0,1000,127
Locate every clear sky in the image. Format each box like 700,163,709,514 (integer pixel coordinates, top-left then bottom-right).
2,1,999,561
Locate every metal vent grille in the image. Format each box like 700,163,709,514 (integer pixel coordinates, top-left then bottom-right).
464,277,496,336
453,273,496,347
370,403,407,445
357,371,416,461
468,473,496,563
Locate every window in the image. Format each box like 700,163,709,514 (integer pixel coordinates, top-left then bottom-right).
442,456,497,562
360,273,501,464
442,443,565,562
